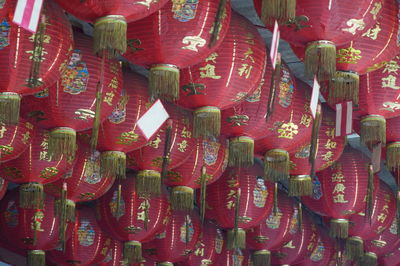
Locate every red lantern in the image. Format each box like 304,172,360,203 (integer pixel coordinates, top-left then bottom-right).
178,11,266,141
1,128,74,209
0,0,73,124
165,137,228,211
0,190,73,266
47,206,109,266
380,242,400,266
0,118,35,163
126,104,195,195
297,230,337,266
302,147,380,239
22,30,122,160
96,70,151,179
254,0,382,81
96,174,170,264
54,0,168,57
124,0,231,101
142,210,201,263
246,191,297,265
204,164,274,249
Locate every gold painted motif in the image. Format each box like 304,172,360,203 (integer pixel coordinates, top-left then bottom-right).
21,131,31,144
370,2,383,20
342,18,366,35
31,211,44,232
362,23,381,40
127,39,144,53
227,115,249,126
278,122,299,139
199,64,221,79
146,134,162,149
39,167,58,179
382,101,400,112
177,140,188,152
337,47,362,64
74,109,95,121
136,0,158,8
182,36,206,52
383,60,400,74
372,240,387,248
116,130,139,145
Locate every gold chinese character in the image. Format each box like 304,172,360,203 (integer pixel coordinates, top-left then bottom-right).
238,63,253,79
29,34,51,44
333,183,346,194
307,242,315,251
182,36,206,52
322,151,333,161
108,77,119,90
226,200,235,210
181,126,192,138
25,122,34,130
227,189,237,199
117,131,139,145
382,101,400,112
39,151,50,161
283,240,296,249
103,91,115,106
110,63,120,75
332,172,345,182
147,135,162,149
243,48,255,63
137,211,146,221
337,47,362,64
333,193,348,203
199,64,221,79
227,179,238,188
342,18,366,35
325,128,335,138
21,131,31,144
194,245,205,257
205,53,218,63
278,122,299,139
362,24,381,40
383,61,400,74
244,32,255,45
26,47,48,62
382,75,400,90
300,114,312,127
372,240,387,248
370,2,382,20
178,140,188,152
0,126,6,138
325,139,337,150
382,204,389,213
377,213,387,223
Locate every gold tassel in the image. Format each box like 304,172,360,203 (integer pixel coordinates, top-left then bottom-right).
297,201,303,231
264,149,290,182
93,15,127,58
366,164,374,223
27,250,45,266
228,136,254,167
200,166,207,224
360,115,386,148
227,228,246,250
185,214,190,244
329,71,359,106
170,186,194,211
0,92,21,125
55,198,76,251
149,64,180,101
19,183,44,209
273,182,278,215
27,16,46,89
100,151,126,179
157,263,174,266
288,175,312,197
253,249,271,266
209,0,228,47
309,104,322,176
361,252,377,266
48,127,76,161
90,80,104,152
266,54,281,120
386,142,400,171
144,196,149,231
116,183,122,219
135,170,161,196
193,106,221,138
161,119,173,181
261,0,296,25
304,40,336,81
345,236,364,260
329,219,349,239
123,241,142,264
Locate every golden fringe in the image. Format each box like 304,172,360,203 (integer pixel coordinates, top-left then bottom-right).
135,170,161,196
329,219,349,239
123,241,142,264
361,252,377,266
360,115,386,148
305,41,336,81
345,236,364,260
48,127,76,161
193,106,221,138
288,175,312,197
228,136,254,167
253,249,271,266
309,104,321,176
261,0,296,25
264,149,289,182
101,151,126,179
27,250,45,266
93,15,127,58
170,186,194,211
19,183,44,209
329,71,359,106
200,166,207,224
149,64,180,101
0,92,21,125
227,228,246,250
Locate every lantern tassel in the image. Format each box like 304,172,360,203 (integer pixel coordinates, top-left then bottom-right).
19,183,44,209
266,53,281,120
329,218,349,239
288,175,312,197
209,0,227,47
329,71,359,106
297,201,303,230
304,40,336,81
48,127,76,161
136,170,161,196
27,250,45,266
366,164,374,223
55,199,75,251
228,136,254,167
93,15,127,58
309,104,322,176
273,182,278,215
116,183,122,218
253,249,271,266
27,16,46,89
90,61,105,152
100,151,126,179
171,186,194,211
264,149,290,182
227,228,246,250
261,0,296,25
386,142,400,171
144,197,149,231
123,241,142,264
361,252,377,266
185,215,190,244
161,119,173,181
360,115,386,148
149,64,180,101
345,236,364,260
200,166,207,224
193,106,221,138
0,92,21,125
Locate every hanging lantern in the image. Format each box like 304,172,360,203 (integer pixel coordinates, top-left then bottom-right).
246,191,297,266
96,173,170,264
54,0,168,57
96,70,151,180
165,137,228,212
0,190,73,266
297,230,337,266
142,210,201,263
47,206,109,265
178,11,266,141
126,104,195,196
0,0,73,124
204,164,274,250
22,30,122,160
1,128,74,210
185,221,225,266
345,182,396,261
124,0,231,101
302,147,380,239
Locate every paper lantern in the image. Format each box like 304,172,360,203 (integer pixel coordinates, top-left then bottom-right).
178,11,266,140
22,30,122,160
47,206,108,266
96,174,170,264
96,70,151,179
302,147,380,239
124,0,231,101
126,104,195,196
0,190,73,266
246,191,297,266
204,164,274,249
142,210,201,263
0,0,73,124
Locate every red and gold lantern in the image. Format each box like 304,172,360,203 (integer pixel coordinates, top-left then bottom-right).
124,0,231,101
178,11,266,141
96,174,170,264
0,0,73,124
204,164,274,249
